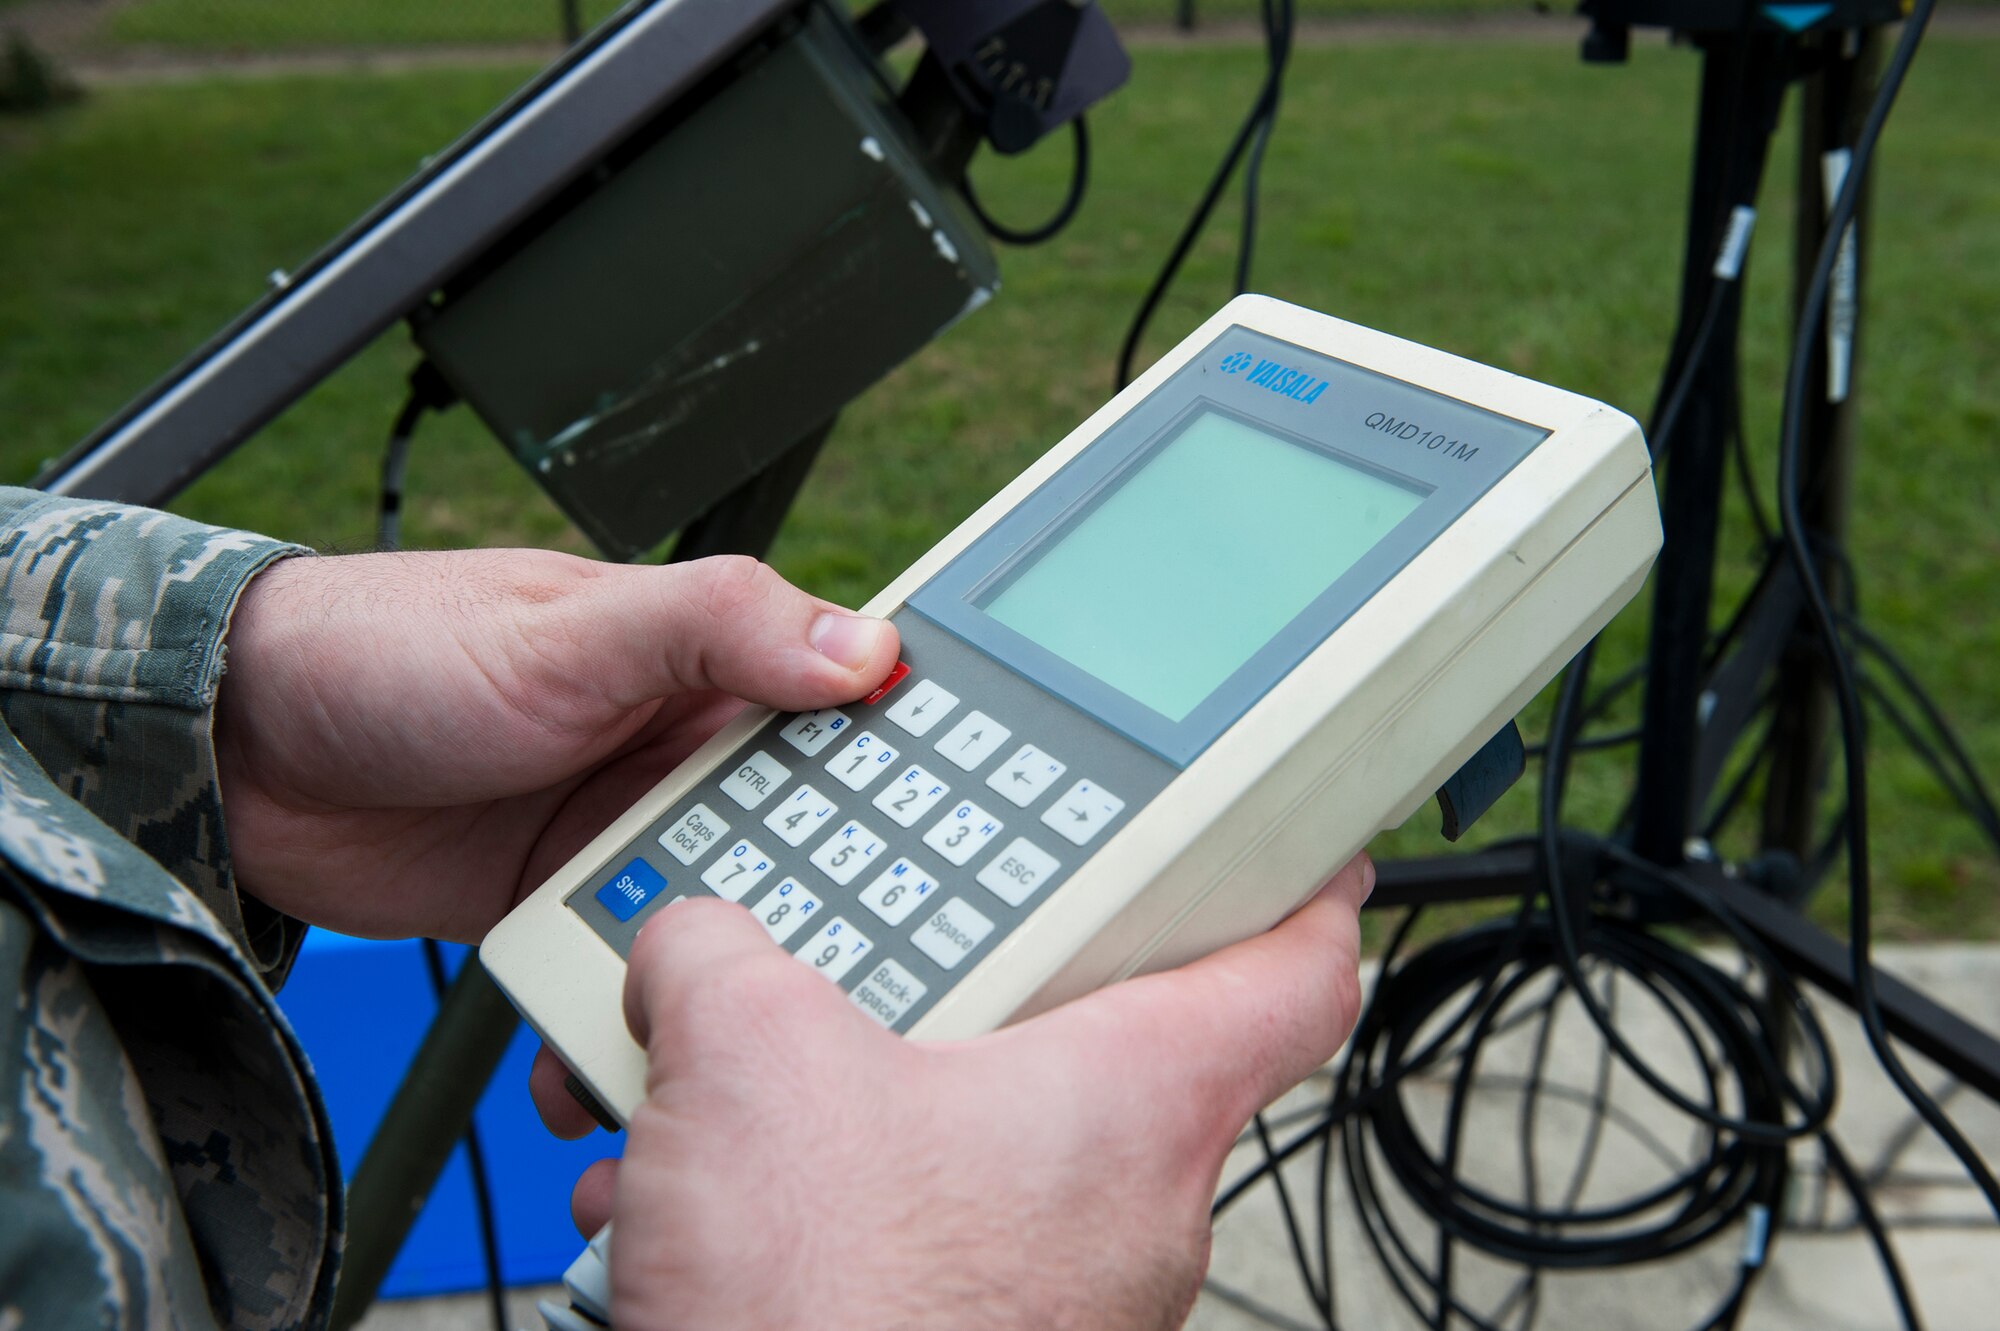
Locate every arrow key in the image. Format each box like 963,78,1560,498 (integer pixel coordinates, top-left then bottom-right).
935,710,1011,772
1040,778,1126,847
985,742,1067,807
887,678,959,737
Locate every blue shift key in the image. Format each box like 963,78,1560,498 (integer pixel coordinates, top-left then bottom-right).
595,857,668,922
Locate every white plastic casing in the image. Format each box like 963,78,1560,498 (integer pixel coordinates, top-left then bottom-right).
481,295,1661,1122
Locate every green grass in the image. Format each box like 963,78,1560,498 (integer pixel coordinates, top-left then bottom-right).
105,0,630,50
96,1,1551,52
1,38,1995,938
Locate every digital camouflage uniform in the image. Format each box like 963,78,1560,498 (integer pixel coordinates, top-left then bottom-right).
0,487,341,1330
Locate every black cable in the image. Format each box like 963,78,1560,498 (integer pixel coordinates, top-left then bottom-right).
1818,1129,1926,1330
960,116,1091,246
378,380,507,1331
376,391,427,555
1859,674,2000,851
1234,0,1294,296
1767,0,1999,1216
1115,0,1293,389
1253,1110,1332,1324
1543,655,1839,1144
1846,616,2000,850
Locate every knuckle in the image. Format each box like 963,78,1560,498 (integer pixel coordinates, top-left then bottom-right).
686,555,777,625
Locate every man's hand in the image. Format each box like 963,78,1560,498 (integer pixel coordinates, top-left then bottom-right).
567,853,1373,1331
215,551,898,941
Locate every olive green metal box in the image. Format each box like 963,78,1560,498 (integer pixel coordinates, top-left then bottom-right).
417,4,999,560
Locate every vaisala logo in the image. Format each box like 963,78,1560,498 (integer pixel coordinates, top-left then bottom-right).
1218,350,1329,404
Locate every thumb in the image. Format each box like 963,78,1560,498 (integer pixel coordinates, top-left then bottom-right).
585,556,900,713
1057,853,1374,1133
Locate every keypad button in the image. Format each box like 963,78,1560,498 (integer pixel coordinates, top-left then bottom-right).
700,838,775,902
886,678,959,737
808,819,886,886
861,661,911,707
780,709,851,757
750,877,820,943
935,711,1012,771
976,837,1063,908
872,764,951,829
849,959,928,1029
719,750,790,810
857,857,940,927
923,800,1004,867
593,857,667,923
985,743,1068,808
912,897,995,971
824,730,900,793
1041,779,1126,847
763,784,838,847
794,916,873,982
658,803,729,866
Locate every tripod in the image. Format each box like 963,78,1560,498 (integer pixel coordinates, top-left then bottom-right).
1372,19,2000,1103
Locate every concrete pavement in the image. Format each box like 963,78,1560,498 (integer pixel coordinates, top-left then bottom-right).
355,943,1999,1330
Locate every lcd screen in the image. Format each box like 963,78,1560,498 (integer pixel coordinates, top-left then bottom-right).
977,409,1427,722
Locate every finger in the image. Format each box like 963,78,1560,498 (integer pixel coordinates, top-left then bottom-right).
1071,853,1374,1127
571,1157,619,1237
622,897,805,1055
530,1044,603,1140
591,556,900,714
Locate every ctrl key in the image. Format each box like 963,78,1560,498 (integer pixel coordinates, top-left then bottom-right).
848,959,929,1030
592,857,668,923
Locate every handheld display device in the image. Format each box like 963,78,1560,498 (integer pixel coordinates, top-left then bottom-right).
481,295,1662,1122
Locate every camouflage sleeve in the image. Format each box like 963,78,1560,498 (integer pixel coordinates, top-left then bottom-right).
0,489,340,1328
0,722,341,1331
0,487,311,981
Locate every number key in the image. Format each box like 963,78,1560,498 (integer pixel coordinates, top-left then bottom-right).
825,731,900,793
808,820,885,886
858,857,939,927
750,877,820,943
923,800,1003,867
872,764,951,829
763,784,837,847
793,916,873,982
699,838,775,902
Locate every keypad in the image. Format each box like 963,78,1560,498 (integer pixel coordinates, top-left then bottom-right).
568,611,1170,1033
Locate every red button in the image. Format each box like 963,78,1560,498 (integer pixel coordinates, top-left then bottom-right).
862,661,911,706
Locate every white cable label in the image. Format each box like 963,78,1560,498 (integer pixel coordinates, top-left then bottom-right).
1712,205,1757,281
1822,148,1857,403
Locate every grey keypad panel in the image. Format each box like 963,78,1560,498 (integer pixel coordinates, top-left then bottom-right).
567,610,1177,1031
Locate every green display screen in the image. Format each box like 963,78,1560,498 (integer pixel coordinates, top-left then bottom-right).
977,410,1427,722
